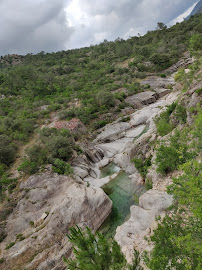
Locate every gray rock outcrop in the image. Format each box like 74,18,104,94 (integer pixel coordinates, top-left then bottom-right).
95,122,131,143
125,91,158,108
0,173,112,270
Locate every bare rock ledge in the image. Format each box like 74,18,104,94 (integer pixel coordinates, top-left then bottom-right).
0,173,112,270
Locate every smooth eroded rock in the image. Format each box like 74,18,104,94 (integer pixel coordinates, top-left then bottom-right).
0,173,112,270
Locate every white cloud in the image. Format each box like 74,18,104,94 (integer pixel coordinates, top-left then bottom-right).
0,0,73,55
64,0,197,50
168,1,198,25
0,0,198,55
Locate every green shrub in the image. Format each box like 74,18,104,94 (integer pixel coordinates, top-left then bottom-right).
155,117,174,136
29,221,34,227
46,135,73,161
93,120,109,129
25,145,47,165
155,102,177,136
0,135,17,166
0,176,17,200
195,88,202,95
0,231,7,243
189,34,202,51
174,104,187,123
174,68,185,82
18,160,38,175
145,178,153,190
52,159,73,175
160,74,166,78
132,156,152,179
156,131,195,174
5,242,15,249
16,234,25,241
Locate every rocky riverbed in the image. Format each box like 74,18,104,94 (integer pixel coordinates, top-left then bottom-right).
0,72,186,269
71,74,180,263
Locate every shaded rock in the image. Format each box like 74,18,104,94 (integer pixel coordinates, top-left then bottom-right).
165,54,194,74
154,88,171,97
0,173,112,270
95,122,131,143
125,91,158,108
140,76,174,89
83,145,104,163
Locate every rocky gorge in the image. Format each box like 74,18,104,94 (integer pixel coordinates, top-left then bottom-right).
0,54,200,269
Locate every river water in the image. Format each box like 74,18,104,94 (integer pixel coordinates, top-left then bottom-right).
99,163,146,238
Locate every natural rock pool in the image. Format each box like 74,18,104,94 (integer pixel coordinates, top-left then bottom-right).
100,162,120,178
99,167,146,238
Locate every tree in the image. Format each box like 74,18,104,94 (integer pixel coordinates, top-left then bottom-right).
64,226,143,270
189,34,202,51
0,135,16,166
156,22,167,30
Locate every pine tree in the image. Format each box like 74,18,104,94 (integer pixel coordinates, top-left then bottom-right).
64,226,143,270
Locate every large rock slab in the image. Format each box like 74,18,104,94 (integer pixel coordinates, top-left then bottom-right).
95,122,131,143
140,76,174,89
0,173,112,270
125,91,158,107
115,190,173,263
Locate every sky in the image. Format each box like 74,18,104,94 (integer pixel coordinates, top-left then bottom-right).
0,0,198,56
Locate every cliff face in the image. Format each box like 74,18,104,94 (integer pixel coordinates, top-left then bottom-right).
186,0,202,20
0,173,112,270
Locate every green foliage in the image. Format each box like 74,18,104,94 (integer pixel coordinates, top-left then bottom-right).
16,234,25,241
155,102,177,136
189,34,202,51
0,176,17,200
159,73,166,78
17,160,38,175
52,159,73,175
192,107,202,150
156,130,195,174
0,135,17,166
156,22,167,30
146,160,202,270
18,128,75,175
168,160,202,218
0,230,7,243
5,242,15,249
174,68,185,82
64,226,142,270
145,178,153,190
46,135,73,161
132,156,152,179
195,88,202,95
149,53,171,70
174,103,187,123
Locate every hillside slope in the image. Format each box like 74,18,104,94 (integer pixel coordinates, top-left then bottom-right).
0,14,201,270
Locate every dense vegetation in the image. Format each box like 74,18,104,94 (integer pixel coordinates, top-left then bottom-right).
0,15,201,183
145,51,202,269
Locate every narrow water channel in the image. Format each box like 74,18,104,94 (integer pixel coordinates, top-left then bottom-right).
99,164,146,238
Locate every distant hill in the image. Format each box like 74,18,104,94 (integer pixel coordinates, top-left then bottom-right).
186,0,202,20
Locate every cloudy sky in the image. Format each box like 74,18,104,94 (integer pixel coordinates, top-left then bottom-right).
0,0,198,56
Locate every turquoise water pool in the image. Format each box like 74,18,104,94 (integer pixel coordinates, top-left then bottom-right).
99,170,146,238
